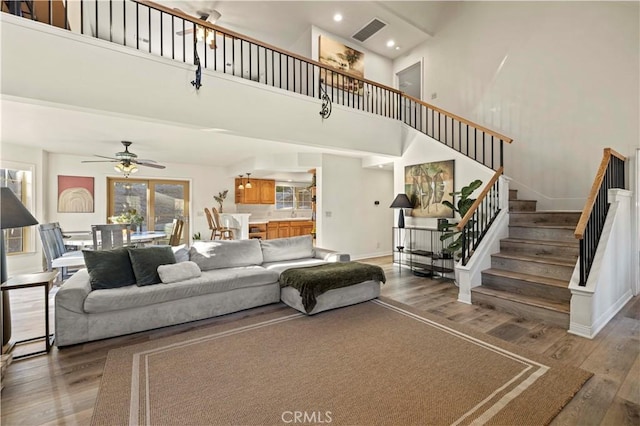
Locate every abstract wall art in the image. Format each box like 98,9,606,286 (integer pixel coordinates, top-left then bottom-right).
405,160,455,218
58,175,94,213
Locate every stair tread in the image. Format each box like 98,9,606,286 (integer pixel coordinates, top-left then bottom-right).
472,286,570,313
482,268,570,288
502,237,579,247
509,224,576,230
492,252,577,267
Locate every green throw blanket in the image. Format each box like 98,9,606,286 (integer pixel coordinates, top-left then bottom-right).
279,262,386,313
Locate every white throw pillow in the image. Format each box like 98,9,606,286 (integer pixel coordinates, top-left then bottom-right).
157,261,201,284
171,244,190,263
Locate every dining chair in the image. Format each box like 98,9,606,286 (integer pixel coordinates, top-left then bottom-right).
212,207,234,240
169,218,184,246
38,222,85,280
204,208,216,240
91,224,132,250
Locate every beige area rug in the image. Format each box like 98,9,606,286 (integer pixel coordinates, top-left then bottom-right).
92,298,591,426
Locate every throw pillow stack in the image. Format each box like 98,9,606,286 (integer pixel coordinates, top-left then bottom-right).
82,246,200,290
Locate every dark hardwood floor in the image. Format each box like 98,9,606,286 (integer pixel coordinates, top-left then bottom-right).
1,256,638,425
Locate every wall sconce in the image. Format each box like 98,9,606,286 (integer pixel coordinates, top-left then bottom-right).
237,173,253,190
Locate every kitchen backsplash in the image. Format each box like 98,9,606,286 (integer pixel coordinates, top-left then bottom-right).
235,204,312,221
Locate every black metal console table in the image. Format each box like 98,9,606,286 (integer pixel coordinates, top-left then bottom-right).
392,227,455,278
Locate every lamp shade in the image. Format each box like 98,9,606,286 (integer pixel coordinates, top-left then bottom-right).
389,193,413,209
1,187,38,229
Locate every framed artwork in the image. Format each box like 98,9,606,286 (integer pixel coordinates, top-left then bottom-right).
405,160,455,218
58,175,94,213
318,35,364,94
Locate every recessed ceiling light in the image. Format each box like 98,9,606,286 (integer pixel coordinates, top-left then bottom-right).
386,40,395,48
378,164,384,168
395,46,401,50
333,13,343,22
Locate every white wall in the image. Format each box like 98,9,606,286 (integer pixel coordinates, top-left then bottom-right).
394,1,640,210
317,155,393,258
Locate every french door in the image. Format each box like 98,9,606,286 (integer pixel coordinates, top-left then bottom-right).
107,178,190,244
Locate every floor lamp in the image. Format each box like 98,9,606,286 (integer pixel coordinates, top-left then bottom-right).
390,194,413,274
1,187,39,349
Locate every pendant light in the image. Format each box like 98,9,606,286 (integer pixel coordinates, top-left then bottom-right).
237,174,244,190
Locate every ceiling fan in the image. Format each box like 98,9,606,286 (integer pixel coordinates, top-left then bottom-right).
175,8,221,49
82,141,166,177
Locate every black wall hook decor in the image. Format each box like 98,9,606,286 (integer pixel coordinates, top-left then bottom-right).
319,83,332,120
191,42,202,90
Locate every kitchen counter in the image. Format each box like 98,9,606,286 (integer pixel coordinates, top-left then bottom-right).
249,217,312,224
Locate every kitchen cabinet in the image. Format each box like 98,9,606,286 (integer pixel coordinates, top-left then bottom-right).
277,221,291,238
235,178,275,204
290,221,313,236
266,222,278,240
249,222,267,240
265,220,313,239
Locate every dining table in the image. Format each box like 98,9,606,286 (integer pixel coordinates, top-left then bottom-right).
63,231,167,249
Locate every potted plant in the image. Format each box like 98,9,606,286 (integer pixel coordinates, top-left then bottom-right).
110,208,144,232
440,179,483,258
214,190,229,213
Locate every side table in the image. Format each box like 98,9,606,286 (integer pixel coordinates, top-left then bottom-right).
1,271,57,359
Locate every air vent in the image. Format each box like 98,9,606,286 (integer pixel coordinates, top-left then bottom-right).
352,18,387,42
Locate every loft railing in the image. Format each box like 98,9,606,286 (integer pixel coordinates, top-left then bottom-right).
455,167,504,265
403,96,512,170
2,0,512,171
574,148,626,286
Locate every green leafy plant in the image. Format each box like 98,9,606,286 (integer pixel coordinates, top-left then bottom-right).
110,208,144,225
440,179,483,257
193,232,202,240
214,190,229,213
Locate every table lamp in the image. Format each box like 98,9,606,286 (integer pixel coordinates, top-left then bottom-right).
1,187,39,347
389,193,413,228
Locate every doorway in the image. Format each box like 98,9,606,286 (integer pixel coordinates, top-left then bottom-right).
397,61,422,123
397,61,422,99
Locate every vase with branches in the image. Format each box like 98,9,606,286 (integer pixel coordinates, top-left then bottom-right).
214,190,229,213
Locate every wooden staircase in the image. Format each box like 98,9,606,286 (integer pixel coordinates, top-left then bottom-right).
471,189,580,328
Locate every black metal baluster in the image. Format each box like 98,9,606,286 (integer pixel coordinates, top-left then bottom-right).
123,0,126,46
97,0,100,40
109,0,112,42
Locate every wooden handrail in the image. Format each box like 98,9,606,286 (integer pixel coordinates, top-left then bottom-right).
403,94,513,143
456,167,504,231
136,0,402,95
574,148,627,239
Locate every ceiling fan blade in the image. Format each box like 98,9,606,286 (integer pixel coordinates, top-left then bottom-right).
176,28,194,37
135,161,166,169
94,154,118,160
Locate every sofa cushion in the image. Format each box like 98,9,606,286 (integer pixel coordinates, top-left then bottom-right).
83,266,279,313
172,244,190,263
260,235,314,263
128,246,176,286
82,247,136,291
262,258,327,274
189,240,263,271
158,261,201,284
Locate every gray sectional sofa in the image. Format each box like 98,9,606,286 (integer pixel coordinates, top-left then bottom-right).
55,235,372,347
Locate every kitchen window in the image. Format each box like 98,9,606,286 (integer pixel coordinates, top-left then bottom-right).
275,184,312,210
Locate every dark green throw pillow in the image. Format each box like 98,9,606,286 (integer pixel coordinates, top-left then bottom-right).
83,247,136,291
128,246,176,286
